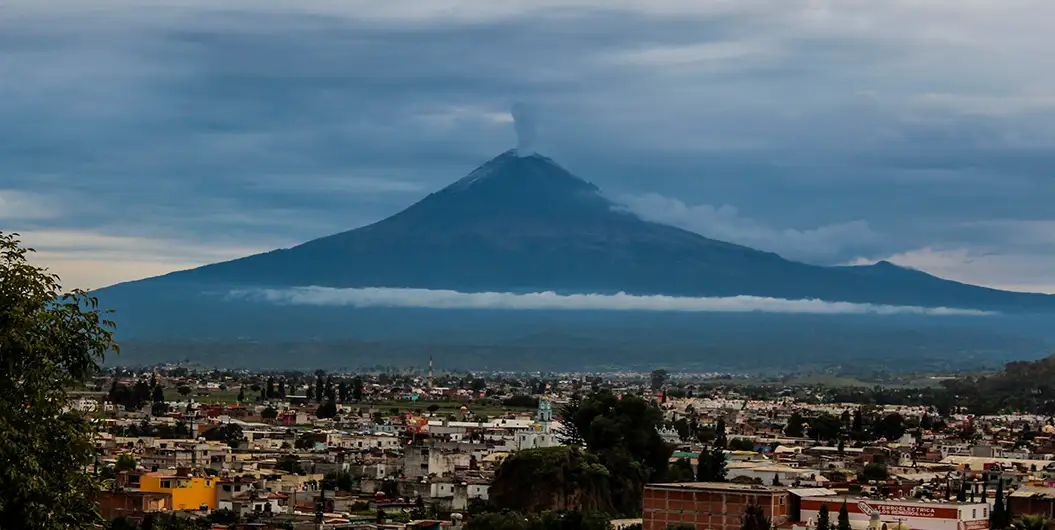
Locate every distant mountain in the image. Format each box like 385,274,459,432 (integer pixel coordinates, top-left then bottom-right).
99,149,1055,313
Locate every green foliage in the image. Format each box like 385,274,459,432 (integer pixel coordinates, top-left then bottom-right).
740,504,771,530
0,231,119,529
665,458,695,483
875,413,905,441
491,446,614,513
323,471,356,492
650,369,669,392
262,406,278,420
1015,514,1052,530
560,392,671,513
316,398,338,419
785,412,806,437
816,504,830,530
115,454,137,472
837,502,851,530
991,480,1007,529
856,464,890,483
503,394,540,408
465,510,612,530
938,357,1055,415
275,455,304,475
203,423,243,447
859,463,889,483
294,434,316,450
696,446,727,482
728,438,755,451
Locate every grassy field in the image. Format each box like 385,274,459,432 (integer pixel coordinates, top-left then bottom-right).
366,400,535,418
714,373,946,389
158,388,535,418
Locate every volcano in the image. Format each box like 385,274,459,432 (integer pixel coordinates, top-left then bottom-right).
98,149,1055,328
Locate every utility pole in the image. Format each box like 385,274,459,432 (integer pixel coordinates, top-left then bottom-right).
316,484,326,530
428,354,434,390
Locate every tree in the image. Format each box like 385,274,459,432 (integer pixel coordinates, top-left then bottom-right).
276,455,304,475
490,447,615,513
741,503,771,530
262,406,278,420
177,385,192,398
816,504,831,530
729,438,755,452
851,409,864,439
316,398,338,419
715,419,728,449
314,375,324,401
152,384,165,404
555,394,585,446
785,412,806,437
876,413,906,441
666,458,695,483
536,392,670,514
294,435,316,450
237,386,245,403
0,231,119,529
957,481,968,502
859,463,889,483
204,423,244,448
697,446,727,482
837,502,851,530
115,454,137,472
352,377,364,401
277,379,286,399
323,472,356,492
992,479,1007,529
650,369,669,392
338,380,349,403
266,377,275,399
1015,514,1052,530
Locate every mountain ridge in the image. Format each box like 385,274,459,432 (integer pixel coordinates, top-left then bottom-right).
98,150,1055,314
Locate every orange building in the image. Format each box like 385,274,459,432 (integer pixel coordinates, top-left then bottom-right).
139,471,218,511
643,482,789,530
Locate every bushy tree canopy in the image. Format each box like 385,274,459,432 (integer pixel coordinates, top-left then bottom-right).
1,232,120,529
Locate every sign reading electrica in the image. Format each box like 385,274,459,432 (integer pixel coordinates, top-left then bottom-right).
802,499,959,520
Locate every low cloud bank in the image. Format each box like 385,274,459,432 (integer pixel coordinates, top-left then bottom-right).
227,287,992,316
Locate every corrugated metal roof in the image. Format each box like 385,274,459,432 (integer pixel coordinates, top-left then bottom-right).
1009,486,1055,499
788,488,839,497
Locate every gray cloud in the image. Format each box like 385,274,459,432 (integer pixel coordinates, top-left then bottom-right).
618,193,884,264
2,1,1055,289
229,286,992,316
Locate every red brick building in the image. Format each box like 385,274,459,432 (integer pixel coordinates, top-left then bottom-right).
96,490,172,521
643,482,790,530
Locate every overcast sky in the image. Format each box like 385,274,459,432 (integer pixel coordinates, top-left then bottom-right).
3,0,1055,292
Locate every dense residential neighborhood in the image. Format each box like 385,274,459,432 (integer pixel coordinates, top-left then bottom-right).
77,365,1055,529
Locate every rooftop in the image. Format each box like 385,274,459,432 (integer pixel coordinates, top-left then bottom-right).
648,482,788,493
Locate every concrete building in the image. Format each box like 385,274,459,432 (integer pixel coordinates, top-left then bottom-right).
797,494,989,530
643,482,790,530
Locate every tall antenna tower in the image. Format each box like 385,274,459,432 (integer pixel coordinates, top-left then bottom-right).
428,354,434,389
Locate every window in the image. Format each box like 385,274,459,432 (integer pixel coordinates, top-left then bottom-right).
973,509,977,519
160,480,172,489
984,508,988,518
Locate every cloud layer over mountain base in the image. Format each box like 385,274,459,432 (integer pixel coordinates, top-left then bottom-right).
228,286,991,316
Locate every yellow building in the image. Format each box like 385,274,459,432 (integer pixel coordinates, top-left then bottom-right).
139,472,217,511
